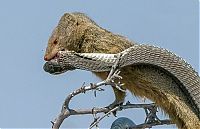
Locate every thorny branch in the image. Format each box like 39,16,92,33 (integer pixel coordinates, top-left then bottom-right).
51,54,173,129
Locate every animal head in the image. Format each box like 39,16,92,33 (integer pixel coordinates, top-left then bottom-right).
44,13,77,61
44,12,97,61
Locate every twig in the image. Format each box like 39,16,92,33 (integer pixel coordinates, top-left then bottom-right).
89,102,173,128
51,81,107,129
52,55,123,129
51,54,174,129
130,119,173,129
89,106,119,129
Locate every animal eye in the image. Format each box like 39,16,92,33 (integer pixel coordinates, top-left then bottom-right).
53,39,58,45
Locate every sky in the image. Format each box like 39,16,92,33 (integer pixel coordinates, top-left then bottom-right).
0,0,199,129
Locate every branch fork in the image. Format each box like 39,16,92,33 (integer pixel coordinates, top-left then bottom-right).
51,54,173,129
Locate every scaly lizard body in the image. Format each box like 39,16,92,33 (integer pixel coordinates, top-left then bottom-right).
44,12,200,129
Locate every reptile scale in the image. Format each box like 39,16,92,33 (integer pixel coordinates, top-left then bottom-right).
43,12,200,129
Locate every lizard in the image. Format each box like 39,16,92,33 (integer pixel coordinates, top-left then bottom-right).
43,12,200,129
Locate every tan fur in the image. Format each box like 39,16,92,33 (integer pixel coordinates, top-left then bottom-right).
44,12,200,129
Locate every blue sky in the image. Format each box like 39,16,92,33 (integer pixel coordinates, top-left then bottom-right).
0,0,199,128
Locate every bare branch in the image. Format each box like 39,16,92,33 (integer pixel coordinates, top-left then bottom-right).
89,106,119,129
130,119,173,129
52,58,123,129
51,81,107,129
51,54,174,129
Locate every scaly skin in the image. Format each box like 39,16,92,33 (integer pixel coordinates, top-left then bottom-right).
44,12,200,129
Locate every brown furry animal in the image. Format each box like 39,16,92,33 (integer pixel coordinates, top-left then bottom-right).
44,12,200,129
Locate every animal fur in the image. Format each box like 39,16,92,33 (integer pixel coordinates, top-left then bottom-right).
44,12,200,129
